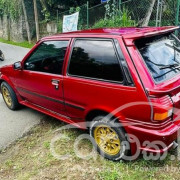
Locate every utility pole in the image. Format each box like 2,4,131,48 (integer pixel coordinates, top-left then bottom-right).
176,0,180,26
33,0,40,41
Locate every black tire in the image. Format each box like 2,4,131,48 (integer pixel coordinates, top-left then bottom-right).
90,115,131,161
1,82,19,110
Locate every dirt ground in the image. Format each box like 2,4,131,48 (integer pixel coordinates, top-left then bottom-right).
0,116,180,180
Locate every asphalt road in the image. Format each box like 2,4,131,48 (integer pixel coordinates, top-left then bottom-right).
0,42,44,150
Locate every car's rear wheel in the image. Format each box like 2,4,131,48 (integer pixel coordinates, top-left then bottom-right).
1,82,19,110
90,115,130,161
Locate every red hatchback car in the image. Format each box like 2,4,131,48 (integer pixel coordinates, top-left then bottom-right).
1,26,180,161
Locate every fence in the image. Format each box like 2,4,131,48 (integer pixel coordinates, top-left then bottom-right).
0,0,179,42
56,0,180,33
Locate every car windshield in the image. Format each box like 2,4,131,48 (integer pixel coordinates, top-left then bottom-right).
135,33,180,83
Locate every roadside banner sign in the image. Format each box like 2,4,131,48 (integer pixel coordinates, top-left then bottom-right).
63,12,79,32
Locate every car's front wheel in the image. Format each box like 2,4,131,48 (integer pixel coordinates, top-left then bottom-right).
89,115,131,161
1,82,19,110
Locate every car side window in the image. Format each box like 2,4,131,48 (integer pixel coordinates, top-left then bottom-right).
24,41,69,75
68,39,124,82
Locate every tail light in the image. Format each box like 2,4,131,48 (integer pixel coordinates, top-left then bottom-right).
149,95,173,121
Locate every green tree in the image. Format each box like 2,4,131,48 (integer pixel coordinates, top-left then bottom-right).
39,0,100,22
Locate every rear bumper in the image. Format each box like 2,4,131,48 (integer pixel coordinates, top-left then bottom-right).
140,142,174,153
126,120,180,154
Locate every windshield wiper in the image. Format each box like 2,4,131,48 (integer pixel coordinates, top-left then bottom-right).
159,63,180,70
154,67,180,80
165,43,180,53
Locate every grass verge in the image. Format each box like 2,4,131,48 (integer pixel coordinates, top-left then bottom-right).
0,38,34,48
0,116,180,180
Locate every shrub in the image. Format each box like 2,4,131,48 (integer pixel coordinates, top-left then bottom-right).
92,8,136,28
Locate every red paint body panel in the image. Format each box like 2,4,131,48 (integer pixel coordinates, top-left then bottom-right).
1,26,180,155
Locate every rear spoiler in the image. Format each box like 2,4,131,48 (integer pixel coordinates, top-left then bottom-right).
123,26,179,46
146,85,180,97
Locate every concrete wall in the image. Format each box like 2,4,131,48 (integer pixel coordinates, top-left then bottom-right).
0,15,58,42
0,0,59,42
0,0,36,42
39,21,58,38
0,15,27,42
0,16,9,40
11,16,27,42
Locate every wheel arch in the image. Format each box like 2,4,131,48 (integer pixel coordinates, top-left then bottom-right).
0,79,5,93
0,78,4,84
0,76,22,102
85,109,126,130
0,74,18,91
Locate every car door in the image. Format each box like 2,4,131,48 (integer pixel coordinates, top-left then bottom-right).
14,39,70,116
63,38,151,124
63,38,126,120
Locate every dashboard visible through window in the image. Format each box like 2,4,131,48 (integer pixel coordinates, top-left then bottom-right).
24,41,69,75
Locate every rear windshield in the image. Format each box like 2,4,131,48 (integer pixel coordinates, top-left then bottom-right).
135,33,180,83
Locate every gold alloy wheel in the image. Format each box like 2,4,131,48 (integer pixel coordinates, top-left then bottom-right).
2,86,12,107
94,125,121,156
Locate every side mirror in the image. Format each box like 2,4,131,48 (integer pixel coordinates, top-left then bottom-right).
14,61,22,70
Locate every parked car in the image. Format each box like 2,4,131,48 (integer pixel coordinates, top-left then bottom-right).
0,26,180,161
0,50,5,61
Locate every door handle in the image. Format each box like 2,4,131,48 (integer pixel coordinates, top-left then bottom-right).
51,79,60,90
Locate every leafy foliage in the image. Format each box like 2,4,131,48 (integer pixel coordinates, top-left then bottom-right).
40,0,99,22
45,0,98,10
41,8,51,22
0,0,22,20
0,0,100,23
92,6,136,29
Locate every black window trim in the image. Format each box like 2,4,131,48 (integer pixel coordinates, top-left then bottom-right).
114,39,134,86
23,39,71,76
66,37,128,85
